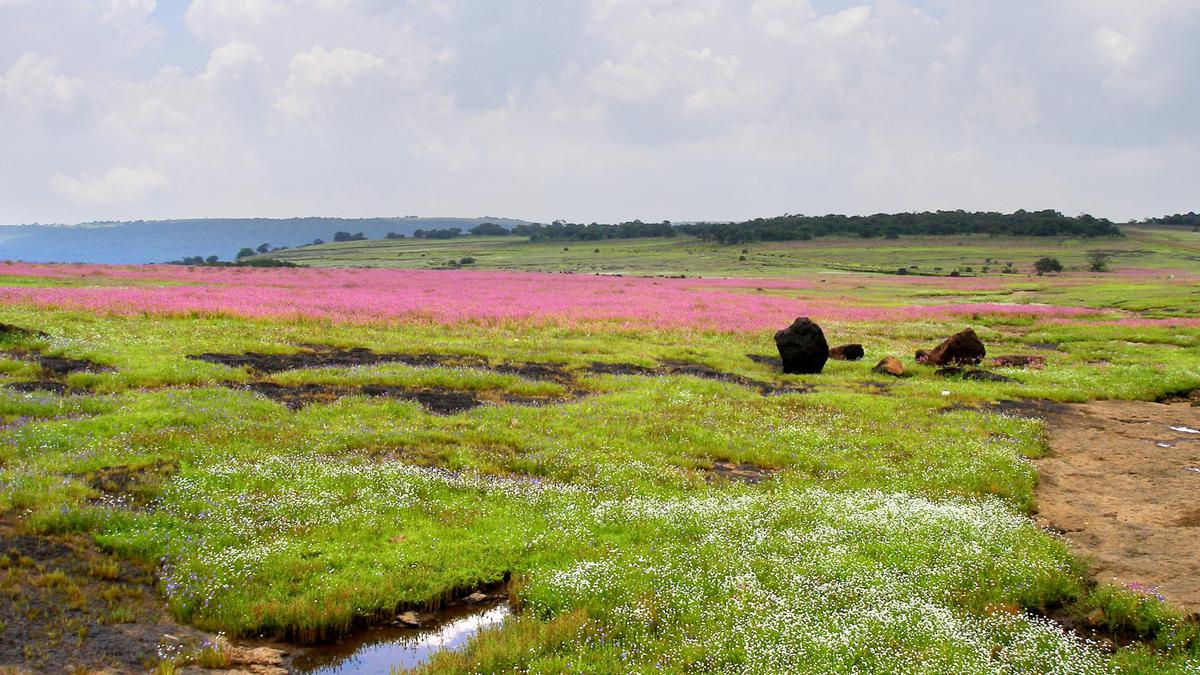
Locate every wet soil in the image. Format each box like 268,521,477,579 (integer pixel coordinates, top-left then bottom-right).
0,322,48,340
0,519,211,673
192,348,810,413
1030,397,1200,611
73,460,178,509
935,367,1018,383
590,359,809,396
189,347,487,374
2,346,112,394
701,461,778,485
241,381,490,415
5,379,73,395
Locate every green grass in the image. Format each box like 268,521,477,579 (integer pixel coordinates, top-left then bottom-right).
2,248,1200,672
259,226,1200,278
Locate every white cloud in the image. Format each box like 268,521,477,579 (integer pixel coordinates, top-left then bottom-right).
0,0,1197,224
275,46,386,118
49,166,168,207
0,53,83,114
202,42,267,85
749,0,815,42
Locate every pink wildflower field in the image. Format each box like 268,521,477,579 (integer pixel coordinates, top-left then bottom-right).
0,263,1104,332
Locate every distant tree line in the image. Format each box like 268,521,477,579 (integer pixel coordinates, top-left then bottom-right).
413,227,464,239
408,223,512,239
166,255,298,268
511,220,676,241
1143,212,1200,229
678,210,1122,244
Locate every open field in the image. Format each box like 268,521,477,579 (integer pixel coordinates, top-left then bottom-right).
1,241,1199,672
259,226,1200,278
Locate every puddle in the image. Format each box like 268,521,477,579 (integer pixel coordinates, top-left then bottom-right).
293,604,510,674
1170,426,1199,434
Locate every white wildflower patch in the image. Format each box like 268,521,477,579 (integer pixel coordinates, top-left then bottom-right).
528,489,1106,673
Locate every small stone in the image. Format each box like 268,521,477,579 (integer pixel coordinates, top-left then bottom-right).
396,610,423,627
228,646,285,666
828,344,865,361
465,592,489,603
1084,607,1106,626
872,357,905,377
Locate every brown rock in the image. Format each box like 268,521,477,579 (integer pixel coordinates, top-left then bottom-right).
872,357,905,377
916,328,986,366
828,344,865,361
396,610,424,627
989,355,1046,369
465,591,489,603
229,646,284,666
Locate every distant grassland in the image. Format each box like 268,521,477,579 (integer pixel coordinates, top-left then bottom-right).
260,225,1200,277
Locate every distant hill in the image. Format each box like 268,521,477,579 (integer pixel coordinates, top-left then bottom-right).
0,217,526,264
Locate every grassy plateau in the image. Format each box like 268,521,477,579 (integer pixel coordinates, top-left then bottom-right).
1,229,1199,673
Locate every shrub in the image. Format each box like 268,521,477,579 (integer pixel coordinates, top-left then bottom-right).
1034,257,1063,275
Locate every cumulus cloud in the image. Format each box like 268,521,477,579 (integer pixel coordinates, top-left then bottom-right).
0,0,1197,224
49,166,169,207
0,52,83,114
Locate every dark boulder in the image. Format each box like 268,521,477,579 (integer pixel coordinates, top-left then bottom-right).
916,328,986,366
872,357,905,377
773,317,829,374
828,344,865,361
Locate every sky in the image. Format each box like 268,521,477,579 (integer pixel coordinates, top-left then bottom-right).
0,0,1197,225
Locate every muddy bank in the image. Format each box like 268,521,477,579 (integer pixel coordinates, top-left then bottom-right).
190,347,810,412
701,460,779,485
1029,398,1200,611
241,381,493,415
0,519,210,672
190,347,488,375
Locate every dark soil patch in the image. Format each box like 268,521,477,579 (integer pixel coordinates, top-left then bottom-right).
38,354,112,377
746,353,783,368
199,348,811,405
73,461,178,509
1031,603,1142,653
935,367,1018,383
1159,389,1200,407
1027,342,1062,351
492,362,573,383
0,322,48,340
701,461,778,485
242,382,487,415
5,380,72,395
985,398,1074,419
0,519,212,673
587,359,810,396
190,348,485,374
586,361,661,377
